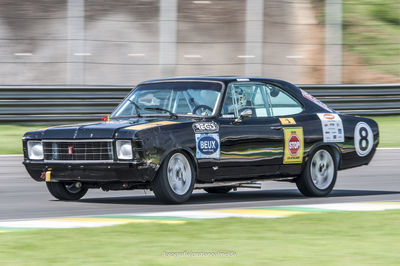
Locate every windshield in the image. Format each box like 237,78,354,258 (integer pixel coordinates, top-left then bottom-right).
112,81,223,118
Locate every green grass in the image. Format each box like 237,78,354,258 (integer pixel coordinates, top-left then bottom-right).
0,115,399,154
367,115,400,147
1,210,400,265
343,0,400,76
0,125,43,154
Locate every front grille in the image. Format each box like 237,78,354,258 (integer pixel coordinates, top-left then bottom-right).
43,140,113,161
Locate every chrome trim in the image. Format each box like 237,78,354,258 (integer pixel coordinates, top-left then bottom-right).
42,139,114,162
42,139,113,142
43,160,115,163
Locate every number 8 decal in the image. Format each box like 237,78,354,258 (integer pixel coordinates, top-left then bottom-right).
354,122,373,157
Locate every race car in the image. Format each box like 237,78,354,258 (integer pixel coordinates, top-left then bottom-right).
22,77,379,203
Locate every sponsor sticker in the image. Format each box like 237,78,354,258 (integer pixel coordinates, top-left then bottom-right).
317,113,344,142
354,122,373,157
279,117,296,125
283,127,304,164
196,133,220,159
301,89,333,112
192,121,219,133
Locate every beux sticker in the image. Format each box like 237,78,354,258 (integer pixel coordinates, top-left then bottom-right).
283,127,304,164
196,133,220,159
317,113,344,142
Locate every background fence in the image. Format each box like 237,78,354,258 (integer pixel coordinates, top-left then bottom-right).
1,84,399,123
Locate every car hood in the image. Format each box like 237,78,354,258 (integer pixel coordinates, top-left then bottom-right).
38,117,190,139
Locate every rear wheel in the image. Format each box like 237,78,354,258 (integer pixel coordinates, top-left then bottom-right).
204,187,232,194
296,147,337,197
152,152,195,204
46,182,88,201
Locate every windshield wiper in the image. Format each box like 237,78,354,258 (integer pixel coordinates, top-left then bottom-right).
127,99,141,117
144,107,178,119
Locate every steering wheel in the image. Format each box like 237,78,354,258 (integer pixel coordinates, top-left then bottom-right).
193,105,213,115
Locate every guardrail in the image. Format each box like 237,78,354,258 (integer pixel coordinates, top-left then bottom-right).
1,84,399,123
302,84,400,116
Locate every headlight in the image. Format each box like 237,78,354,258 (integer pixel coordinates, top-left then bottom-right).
27,141,44,160
116,140,133,160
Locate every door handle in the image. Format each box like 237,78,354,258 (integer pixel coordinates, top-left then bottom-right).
270,126,282,130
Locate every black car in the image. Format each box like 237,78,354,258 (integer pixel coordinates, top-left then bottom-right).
23,77,379,203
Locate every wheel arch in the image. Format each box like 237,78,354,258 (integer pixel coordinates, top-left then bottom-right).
156,147,198,180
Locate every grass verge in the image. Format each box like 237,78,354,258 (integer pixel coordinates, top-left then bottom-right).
1,210,400,265
343,0,400,76
366,115,400,147
0,125,43,154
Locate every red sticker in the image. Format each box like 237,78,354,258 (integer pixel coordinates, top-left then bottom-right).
288,135,301,155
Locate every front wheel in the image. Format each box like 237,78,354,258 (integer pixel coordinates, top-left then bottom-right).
296,148,337,197
152,152,195,204
46,182,88,201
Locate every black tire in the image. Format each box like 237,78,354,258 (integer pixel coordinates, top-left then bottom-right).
46,182,88,201
204,187,232,194
152,152,195,204
296,147,337,197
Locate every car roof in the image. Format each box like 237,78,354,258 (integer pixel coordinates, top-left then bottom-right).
137,76,330,113
140,76,290,85
138,76,302,102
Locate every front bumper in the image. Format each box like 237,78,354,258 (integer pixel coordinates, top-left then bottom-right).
23,160,156,183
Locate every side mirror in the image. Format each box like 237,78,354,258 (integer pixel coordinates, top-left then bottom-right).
233,109,252,125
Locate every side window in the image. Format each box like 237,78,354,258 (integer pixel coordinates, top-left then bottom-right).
221,82,303,118
221,82,272,118
266,84,303,116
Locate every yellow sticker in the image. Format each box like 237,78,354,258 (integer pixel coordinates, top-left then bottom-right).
125,121,180,131
45,171,51,182
279,117,296,125
283,127,304,164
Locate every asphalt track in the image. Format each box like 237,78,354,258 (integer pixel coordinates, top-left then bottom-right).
1,149,399,221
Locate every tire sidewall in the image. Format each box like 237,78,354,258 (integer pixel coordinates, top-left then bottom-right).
46,182,88,201
157,151,196,203
303,147,337,196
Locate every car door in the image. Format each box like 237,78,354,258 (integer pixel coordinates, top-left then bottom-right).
214,82,284,179
265,83,306,176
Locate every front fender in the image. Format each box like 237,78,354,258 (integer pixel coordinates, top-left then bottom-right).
159,147,198,174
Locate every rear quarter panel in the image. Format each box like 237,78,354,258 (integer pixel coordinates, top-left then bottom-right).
338,115,379,169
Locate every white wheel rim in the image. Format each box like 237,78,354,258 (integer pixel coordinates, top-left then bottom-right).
167,153,192,195
310,150,334,190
